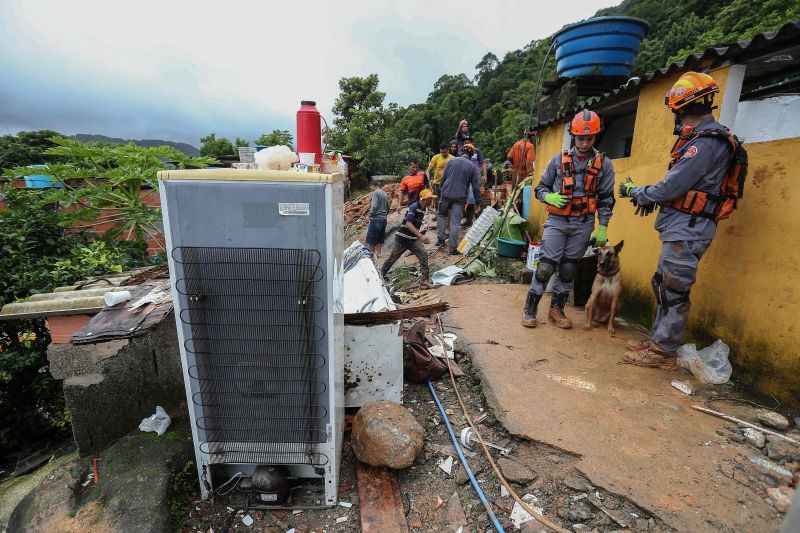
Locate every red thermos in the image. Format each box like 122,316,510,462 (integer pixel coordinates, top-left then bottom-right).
296,100,322,164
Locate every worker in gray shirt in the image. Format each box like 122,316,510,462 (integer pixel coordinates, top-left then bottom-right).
620,72,741,368
436,145,481,254
366,185,390,258
522,109,615,329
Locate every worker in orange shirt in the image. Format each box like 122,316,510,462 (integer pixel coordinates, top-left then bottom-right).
506,129,537,186
398,160,428,205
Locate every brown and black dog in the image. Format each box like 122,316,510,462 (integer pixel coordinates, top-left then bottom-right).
584,241,624,336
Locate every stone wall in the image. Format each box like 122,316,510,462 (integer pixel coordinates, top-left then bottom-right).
48,315,185,455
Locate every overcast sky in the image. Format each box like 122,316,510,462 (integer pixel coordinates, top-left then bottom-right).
0,1,617,146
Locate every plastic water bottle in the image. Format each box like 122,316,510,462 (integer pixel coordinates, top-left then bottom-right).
458,207,500,254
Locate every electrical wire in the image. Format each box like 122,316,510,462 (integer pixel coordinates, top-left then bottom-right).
435,314,570,533
426,380,505,533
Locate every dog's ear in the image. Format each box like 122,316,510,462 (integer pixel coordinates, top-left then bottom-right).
614,240,624,254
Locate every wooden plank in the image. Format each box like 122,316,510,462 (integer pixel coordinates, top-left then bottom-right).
344,302,449,325
356,463,409,533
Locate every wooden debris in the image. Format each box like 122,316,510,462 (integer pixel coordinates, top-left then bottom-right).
344,302,449,325
356,463,409,533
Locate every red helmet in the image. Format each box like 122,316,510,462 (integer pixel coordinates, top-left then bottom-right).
570,109,602,136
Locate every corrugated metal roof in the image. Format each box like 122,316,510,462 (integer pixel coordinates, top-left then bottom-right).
0,267,160,320
541,20,800,127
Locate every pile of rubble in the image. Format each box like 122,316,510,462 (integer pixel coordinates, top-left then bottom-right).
722,408,799,513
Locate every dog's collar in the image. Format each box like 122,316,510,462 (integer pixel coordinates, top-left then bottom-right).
598,267,620,278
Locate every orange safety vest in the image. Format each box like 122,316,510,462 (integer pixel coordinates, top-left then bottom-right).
546,151,605,217
665,127,747,223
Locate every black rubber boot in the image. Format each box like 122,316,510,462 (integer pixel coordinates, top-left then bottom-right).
548,292,573,329
521,290,541,328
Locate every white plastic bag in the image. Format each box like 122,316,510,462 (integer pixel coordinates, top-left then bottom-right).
138,405,171,436
677,339,732,384
254,145,298,171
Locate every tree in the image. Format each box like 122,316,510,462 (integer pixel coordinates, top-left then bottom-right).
200,133,235,158
255,129,294,148
234,137,249,147
332,74,386,127
12,138,216,245
0,130,62,173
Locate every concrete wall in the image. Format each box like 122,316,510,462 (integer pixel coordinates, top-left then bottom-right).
530,65,800,403
48,317,185,455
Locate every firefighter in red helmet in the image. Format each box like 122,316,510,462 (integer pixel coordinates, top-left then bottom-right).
522,109,616,329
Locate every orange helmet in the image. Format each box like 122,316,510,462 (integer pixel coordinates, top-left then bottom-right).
569,110,602,136
665,72,719,111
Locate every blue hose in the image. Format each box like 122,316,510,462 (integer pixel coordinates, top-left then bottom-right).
427,380,506,533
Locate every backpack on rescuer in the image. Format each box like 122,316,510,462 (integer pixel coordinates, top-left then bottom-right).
546,151,605,216
667,127,748,223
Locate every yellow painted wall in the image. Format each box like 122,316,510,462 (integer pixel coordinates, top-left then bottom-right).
531,65,800,402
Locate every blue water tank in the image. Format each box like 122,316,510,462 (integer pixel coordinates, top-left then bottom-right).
553,16,649,79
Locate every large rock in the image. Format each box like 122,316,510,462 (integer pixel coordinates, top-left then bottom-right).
351,401,424,469
8,428,193,533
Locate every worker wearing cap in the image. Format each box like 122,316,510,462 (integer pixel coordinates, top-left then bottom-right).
619,72,735,368
522,109,616,329
381,189,435,287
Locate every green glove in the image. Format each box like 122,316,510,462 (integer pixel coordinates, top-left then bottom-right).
544,192,568,208
619,177,636,198
592,225,608,247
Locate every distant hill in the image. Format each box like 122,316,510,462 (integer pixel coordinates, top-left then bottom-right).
71,134,200,156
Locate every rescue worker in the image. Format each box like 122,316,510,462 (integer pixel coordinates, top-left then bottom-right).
507,128,537,186
437,145,481,254
381,188,435,287
522,110,615,329
619,72,737,368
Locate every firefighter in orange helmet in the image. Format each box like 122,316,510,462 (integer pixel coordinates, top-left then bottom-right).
619,71,745,368
522,109,616,329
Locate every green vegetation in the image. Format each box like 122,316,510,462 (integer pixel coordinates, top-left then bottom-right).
199,133,235,158
0,130,62,172
0,136,213,455
328,1,798,177
256,129,294,148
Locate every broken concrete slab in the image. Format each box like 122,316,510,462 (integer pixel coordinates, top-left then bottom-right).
441,284,782,533
497,457,537,485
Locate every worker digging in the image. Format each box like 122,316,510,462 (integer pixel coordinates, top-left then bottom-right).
380,188,436,288
619,71,748,369
521,109,616,329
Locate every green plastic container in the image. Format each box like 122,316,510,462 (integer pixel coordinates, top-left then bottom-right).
497,237,526,258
